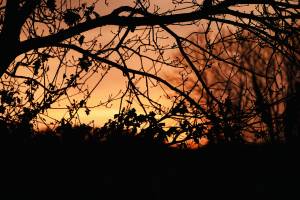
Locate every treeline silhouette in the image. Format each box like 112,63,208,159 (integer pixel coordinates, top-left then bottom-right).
0,115,299,199
0,109,171,146
2,107,299,146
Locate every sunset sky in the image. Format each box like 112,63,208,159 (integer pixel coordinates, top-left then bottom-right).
41,0,205,127
0,0,297,147
3,0,264,130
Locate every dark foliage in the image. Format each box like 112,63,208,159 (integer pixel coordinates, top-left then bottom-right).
0,110,299,199
0,132,299,199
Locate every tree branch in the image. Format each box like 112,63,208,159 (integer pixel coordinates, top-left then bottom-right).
18,5,225,54
51,43,213,119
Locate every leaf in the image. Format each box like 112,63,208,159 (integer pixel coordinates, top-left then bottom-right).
0,91,14,105
40,53,50,62
46,0,56,11
78,35,85,45
63,9,81,26
79,55,92,72
33,60,41,75
0,105,5,114
84,4,96,21
79,100,85,107
85,108,91,115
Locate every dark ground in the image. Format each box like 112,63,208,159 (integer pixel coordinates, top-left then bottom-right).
0,142,299,200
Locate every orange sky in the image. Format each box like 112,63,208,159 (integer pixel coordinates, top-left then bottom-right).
9,0,260,128
43,0,259,127
40,0,204,127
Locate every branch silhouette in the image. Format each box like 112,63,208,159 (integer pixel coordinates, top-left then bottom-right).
0,0,299,145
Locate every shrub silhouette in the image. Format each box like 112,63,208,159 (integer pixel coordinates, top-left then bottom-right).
0,112,299,199
0,109,172,146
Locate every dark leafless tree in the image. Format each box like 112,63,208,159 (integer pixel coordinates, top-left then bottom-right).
0,0,299,145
